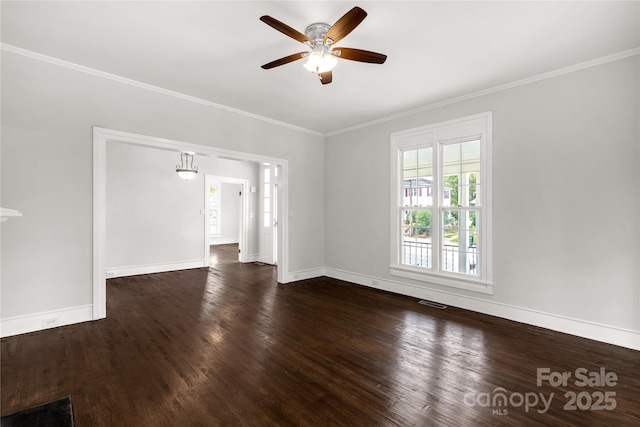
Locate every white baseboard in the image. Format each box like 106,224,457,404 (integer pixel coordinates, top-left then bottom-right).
244,253,260,263
5,266,636,351
324,268,640,351
286,267,326,283
1,305,93,338
106,259,207,278
210,238,240,245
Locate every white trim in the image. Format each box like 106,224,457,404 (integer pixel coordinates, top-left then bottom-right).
244,253,260,263
0,43,323,137
106,260,207,279
287,268,326,283
326,48,640,136
389,265,493,294
93,127,290,319
0,207,23,222
1,305,93,338
93,130,107,319
3,43,636,138
324,268,640,351
210,238,240,246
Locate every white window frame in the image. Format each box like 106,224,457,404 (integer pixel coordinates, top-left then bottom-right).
207,178,222,237
390,112,493,294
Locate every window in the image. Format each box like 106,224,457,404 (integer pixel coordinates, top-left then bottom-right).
209,181,221,236
390,112,493,294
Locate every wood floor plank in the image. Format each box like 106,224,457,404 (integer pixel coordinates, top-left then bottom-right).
2,256,639,426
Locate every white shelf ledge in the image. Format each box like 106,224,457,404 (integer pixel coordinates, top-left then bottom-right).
1,207,23,222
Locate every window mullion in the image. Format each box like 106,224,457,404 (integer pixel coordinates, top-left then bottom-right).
432,139,441,273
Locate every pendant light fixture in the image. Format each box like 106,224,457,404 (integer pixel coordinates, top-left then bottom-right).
176,152,198,180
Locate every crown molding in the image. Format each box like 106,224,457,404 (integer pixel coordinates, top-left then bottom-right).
0,43,324,137
325,48,640,137
2,43,638,138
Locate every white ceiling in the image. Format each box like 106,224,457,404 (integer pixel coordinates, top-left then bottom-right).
2,1,638,135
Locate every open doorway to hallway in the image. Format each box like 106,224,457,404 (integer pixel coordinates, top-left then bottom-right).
205,175,247,266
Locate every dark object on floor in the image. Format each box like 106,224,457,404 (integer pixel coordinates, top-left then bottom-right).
1,396,73,427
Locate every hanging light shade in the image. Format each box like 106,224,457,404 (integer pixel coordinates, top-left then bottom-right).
176,152,198,180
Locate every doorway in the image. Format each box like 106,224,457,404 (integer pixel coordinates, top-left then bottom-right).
93,127,290,321
205,175,248,265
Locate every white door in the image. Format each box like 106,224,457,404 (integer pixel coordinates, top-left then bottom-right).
260,165,277,264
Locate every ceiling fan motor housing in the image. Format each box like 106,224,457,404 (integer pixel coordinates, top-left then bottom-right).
305,23,332,44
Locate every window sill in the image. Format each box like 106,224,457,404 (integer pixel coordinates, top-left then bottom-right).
389,265,493,295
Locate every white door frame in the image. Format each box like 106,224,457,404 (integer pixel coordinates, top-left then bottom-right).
205,175,249,263
259,164,277,265
92,127,289,320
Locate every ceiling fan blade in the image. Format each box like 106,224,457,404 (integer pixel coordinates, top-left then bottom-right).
319,71,332,85
334,47,387,64
260,15,313,45
324,7,367,44
261,52,307,69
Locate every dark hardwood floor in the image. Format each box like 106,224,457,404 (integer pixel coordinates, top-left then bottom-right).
209,244,239,266
2,262,639,426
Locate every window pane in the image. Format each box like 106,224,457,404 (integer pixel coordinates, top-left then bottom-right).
441,209,479,276
403,168,417,182
403,150,417,170
462,179,481,207
417,147,432,168
401,209,431,268
417,167,432,207
417,184,432,207
443,174,457,206
443,140,480,207
461,140,480,163
443,143,460,162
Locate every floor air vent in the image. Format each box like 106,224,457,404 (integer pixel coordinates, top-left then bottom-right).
419,300,447,309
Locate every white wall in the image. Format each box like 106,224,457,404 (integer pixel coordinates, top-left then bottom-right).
1,51,325,328
325,56,640,349
106,142,203,271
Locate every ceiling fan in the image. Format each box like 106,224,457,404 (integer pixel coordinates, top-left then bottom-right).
260,6,387,85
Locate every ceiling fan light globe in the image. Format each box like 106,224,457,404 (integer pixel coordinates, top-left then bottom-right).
321,55,338,72
303,51,337,73
303,51,323,72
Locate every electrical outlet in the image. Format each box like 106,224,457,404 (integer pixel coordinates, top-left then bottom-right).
42,318,59,328
106,271,115,278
